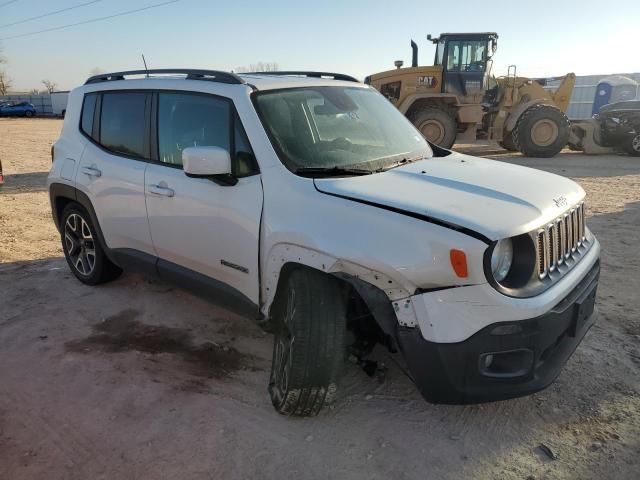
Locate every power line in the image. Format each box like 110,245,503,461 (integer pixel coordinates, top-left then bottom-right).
1,0,103,29
0,0,21,8
0,0,181,41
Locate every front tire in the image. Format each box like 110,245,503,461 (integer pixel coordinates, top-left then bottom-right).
269,267,347,416
24,110,34,118
625,133,640,157
513,104,570,157
61,203,122,285
409,107,457,149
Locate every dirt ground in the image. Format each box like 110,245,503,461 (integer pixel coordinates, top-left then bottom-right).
1,118,638,480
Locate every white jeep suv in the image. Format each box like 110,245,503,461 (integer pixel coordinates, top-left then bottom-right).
48,69,600,416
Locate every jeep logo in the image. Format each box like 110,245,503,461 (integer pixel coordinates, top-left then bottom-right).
553,195,568,208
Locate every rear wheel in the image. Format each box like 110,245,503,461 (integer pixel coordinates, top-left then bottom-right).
625,134,640,157
269,267,347,416
409,107,457,149
61,203,122,285
513,104,570,157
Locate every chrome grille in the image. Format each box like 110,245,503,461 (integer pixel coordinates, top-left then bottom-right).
536,202,586,279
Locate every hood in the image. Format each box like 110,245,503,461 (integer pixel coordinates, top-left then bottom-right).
314,152,585,241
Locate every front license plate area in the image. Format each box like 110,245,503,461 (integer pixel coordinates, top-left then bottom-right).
569,284,597,338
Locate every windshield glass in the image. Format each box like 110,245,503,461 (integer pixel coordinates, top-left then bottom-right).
253,86,432,173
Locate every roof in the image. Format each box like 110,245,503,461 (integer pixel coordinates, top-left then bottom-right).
82,69,362,92
239,73,362,91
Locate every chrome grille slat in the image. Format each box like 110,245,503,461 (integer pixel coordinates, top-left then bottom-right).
536,202,587,279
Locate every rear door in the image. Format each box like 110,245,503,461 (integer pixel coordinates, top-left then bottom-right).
144,91,263,307
75,91,155,256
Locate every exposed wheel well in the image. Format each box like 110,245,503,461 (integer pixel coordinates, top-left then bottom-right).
266,262,398,354
54,195,74,229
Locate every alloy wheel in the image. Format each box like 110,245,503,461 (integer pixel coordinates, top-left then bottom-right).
64,213,96,276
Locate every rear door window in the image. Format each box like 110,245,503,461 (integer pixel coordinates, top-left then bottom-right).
99,92,148,158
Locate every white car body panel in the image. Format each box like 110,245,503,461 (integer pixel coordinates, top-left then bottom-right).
314,152,585,241
145,163,263,304
75,141,154,255
413,235,600,343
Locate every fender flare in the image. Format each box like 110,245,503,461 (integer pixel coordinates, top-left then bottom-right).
261,243,416,317
49,182,118,265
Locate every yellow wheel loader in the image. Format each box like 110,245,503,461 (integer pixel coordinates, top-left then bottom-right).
365,33,576,157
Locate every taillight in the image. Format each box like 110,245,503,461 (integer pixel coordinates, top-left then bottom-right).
51,145,55,163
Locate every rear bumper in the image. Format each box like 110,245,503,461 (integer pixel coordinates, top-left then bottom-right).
397,260,599,404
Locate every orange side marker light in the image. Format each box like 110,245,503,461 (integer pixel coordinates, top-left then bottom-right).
450,249,468,278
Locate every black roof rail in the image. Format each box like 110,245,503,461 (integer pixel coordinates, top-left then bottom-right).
240,71,359,83
84,69,245,85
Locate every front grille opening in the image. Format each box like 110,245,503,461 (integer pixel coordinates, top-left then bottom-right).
536,202,587,280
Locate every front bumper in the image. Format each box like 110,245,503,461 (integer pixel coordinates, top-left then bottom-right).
397,260,599,404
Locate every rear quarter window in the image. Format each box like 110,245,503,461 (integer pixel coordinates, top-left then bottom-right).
80,93,97,139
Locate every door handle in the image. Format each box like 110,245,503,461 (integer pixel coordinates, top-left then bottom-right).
148,184,175,197
81,166,102,177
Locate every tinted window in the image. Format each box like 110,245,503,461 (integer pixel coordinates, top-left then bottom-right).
158,93,230,166
234,112,258,177
80,93,97,138
100,92,147,157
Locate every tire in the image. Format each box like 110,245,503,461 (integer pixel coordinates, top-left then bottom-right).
269,267,347,416
24,110,34,118
498,131,517,151
513,104,570,157
409,107,457,149
60,203,122,285
624,133,640,157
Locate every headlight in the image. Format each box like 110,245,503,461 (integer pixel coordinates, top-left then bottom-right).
491,238,513,282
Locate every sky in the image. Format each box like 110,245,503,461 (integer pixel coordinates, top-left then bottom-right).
0,0,638,91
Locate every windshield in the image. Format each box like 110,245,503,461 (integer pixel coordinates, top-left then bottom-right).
253,86,432,174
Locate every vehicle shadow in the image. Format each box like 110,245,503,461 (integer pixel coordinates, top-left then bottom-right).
0,171,48,194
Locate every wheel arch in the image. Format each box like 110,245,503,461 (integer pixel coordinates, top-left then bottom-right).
49,182,117,265
262,244,410,345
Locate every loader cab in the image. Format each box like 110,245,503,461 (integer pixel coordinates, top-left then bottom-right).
431,32,498,102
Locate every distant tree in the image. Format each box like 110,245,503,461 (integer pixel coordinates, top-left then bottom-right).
89,67,104,76
0,71,11,95
0,43,9,95
29,89,39,95
235,62,280,73
42,79,58,93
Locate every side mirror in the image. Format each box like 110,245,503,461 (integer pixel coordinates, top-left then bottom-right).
182,145,232,174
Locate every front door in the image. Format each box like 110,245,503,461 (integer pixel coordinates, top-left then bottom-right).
145,91,263,307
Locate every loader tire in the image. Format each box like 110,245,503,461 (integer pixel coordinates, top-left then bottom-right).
513,104,570,157
268,267,347,416
498,133,518,152
409,107,457,149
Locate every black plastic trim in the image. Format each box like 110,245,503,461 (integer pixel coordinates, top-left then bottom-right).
85,69,245,85
242,71,359,83
398,260,600,404
157,258,260,318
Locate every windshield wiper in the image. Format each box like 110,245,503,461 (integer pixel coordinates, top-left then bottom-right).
295,166,373,177
375,154,428,173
